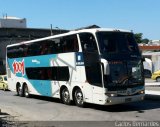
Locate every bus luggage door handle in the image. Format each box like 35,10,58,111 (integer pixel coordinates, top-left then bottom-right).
100,58,109,75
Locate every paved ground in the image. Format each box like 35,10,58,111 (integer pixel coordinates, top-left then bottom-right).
0,90,160,121
0,79,160,126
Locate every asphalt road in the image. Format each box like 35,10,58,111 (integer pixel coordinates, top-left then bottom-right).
0,90,160,122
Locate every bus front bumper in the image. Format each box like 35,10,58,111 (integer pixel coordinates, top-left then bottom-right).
104,94,145,105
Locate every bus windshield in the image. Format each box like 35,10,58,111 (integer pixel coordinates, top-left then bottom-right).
4,76,7,81
96,31,143,90
96,32,141,60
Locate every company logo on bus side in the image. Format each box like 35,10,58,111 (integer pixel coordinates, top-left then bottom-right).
12,59,25,76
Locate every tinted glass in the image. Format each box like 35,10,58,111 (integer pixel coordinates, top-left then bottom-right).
79,33,98,52
4,76,7,81
79,33,102,87
96,32,141,60
7,34,79,58
26,67,69,81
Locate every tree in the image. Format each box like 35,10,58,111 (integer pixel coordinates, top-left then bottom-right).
134,33,143,44
142,38,149,44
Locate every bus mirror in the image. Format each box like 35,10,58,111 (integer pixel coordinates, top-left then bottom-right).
100,58,109,75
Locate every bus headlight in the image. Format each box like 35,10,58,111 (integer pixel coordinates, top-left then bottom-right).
138,90,145,94
107,99,112,103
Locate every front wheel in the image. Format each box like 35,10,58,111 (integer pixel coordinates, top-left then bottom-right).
156,77,160,82
3,85,6,91
74,89,84,107
61,87,71,105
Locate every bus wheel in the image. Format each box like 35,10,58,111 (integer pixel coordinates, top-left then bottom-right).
24,85,30,98
74,89,84,107
61,87,71,105
16,85,21,96
17,84,24,97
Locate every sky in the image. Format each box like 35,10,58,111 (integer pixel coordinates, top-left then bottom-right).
0,0,160,40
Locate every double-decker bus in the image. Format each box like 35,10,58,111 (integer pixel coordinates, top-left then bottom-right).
6,28,145,107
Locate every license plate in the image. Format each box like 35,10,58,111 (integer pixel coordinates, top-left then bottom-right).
125,98,132,102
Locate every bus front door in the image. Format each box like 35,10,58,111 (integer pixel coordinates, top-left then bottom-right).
79,33,103,104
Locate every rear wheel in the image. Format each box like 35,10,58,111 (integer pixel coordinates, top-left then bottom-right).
16,85,21,96
61,87,71,105
74,89,84,107
16,84,24,97
24,85,30,98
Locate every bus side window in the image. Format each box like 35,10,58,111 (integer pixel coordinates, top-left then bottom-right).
53,38,62,53
57,34,79,53
23,45,28,57
62,35,78,53
47,42,54,54
40,44,47,55
79,33,97,52
27,44,35,56
61,38,67,52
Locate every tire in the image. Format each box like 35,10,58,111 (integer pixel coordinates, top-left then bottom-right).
24,85,30,98
3,85,6,91
17,84,24,97
61,87,71,105
156,77,160,82
74,89,84,107
16,85,21,96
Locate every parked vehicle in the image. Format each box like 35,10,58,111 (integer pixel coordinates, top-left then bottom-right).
6,28,145,106
144,69,152,78
151,70,160,82
0,75,8,90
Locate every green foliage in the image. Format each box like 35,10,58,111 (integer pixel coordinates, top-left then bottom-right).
134,33,150,44
142,38,149,44
134,33,143,44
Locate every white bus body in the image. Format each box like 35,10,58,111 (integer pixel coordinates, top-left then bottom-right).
6,28,145,107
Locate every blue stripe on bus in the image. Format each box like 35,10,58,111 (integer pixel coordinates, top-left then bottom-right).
29,80,52,96
7,54,57,96
8,54,57,77
7,53,84,96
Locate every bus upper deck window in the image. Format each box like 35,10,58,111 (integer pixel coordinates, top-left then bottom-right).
79,33,97,52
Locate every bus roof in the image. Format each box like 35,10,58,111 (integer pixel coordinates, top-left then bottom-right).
7,28,132,48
